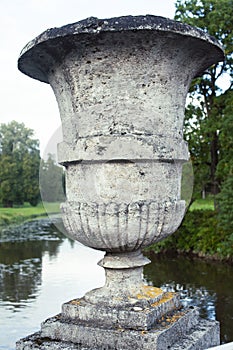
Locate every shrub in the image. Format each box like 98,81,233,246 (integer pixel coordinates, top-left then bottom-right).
147,209,233,259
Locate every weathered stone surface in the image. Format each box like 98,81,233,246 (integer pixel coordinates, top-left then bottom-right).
18,16,224,260
17,15,224,350
39,307,199,348
16,332,95,350
18,15,223,84
17,15,224,258
57,136,190,163
62,291,181,330
61,200,186,252
171,319,220,350
16,310,219,350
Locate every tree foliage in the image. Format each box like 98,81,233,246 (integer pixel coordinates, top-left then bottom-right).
162,0,233,255
216,90,233,181
0,121,40,207
148,209,233,259
216,90,233,237
175,0,233,198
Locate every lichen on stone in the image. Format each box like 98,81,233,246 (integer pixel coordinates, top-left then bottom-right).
136,285,163,300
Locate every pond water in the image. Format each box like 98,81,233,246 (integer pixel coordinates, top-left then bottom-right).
0,218,233,349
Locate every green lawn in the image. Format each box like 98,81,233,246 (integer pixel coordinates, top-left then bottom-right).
189,197,215,211
0,202,61,226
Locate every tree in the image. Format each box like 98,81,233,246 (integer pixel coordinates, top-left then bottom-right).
175,0,233,200
216,90,233,236
39,154,65,203
216,90,233,182
22,151,41,206
0,121,40,207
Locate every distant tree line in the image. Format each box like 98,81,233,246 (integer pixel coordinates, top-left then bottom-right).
175,0,233,234
175,0,233,199
0,121,65,207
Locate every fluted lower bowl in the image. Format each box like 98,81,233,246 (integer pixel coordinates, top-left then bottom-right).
61,200,186,252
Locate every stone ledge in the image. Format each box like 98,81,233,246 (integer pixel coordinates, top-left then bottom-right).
16,332,96,350
62,291,181,330
171,319,220,350
16,317,220,350
18,15,224,85
39,307,200,349
57,137,189,164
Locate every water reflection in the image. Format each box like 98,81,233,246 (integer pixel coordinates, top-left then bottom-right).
0,241,63,309
144,251,233,344
0,221,233,349
0,220,65,310
0,218,104,350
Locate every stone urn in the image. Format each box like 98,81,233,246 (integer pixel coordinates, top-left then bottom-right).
17,15,224,350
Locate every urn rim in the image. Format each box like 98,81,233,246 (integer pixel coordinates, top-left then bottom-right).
18,14,224,83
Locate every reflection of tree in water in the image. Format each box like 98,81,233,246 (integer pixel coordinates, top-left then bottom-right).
144,252,233,343
0,220,65,307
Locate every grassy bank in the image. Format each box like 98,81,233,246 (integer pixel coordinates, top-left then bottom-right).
0,202,60,226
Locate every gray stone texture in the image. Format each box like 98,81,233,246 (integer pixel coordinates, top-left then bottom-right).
17,15,224,350
16,289,220,350
39,309,212,349
62,291,181,329
16,311,220,350
18,15,224,258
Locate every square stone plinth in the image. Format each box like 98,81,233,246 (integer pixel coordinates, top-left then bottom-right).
16,315,219,350
16,288,220,350
62,291,181,330
39,307,200,349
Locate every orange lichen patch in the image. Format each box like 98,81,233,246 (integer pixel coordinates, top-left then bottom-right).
70,299,81,305
151,292,174,307
141,330,148,335
136,286,163,300
156,310,186,329
169,311,185,323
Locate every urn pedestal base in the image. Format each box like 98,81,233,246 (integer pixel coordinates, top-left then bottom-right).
16,289,220,350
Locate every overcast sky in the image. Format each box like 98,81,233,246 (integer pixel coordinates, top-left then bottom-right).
0,0,176,157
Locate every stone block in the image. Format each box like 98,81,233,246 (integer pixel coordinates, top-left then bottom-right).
62,291,181,330
16,311,220,350
39,307,200,349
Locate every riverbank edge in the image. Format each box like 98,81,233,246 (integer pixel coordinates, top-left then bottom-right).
0,212,61,229
2,202,232,264
144,207,233,263
144,248,233,265
0,202,61,227
2,217,232,265
0,211,60,227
